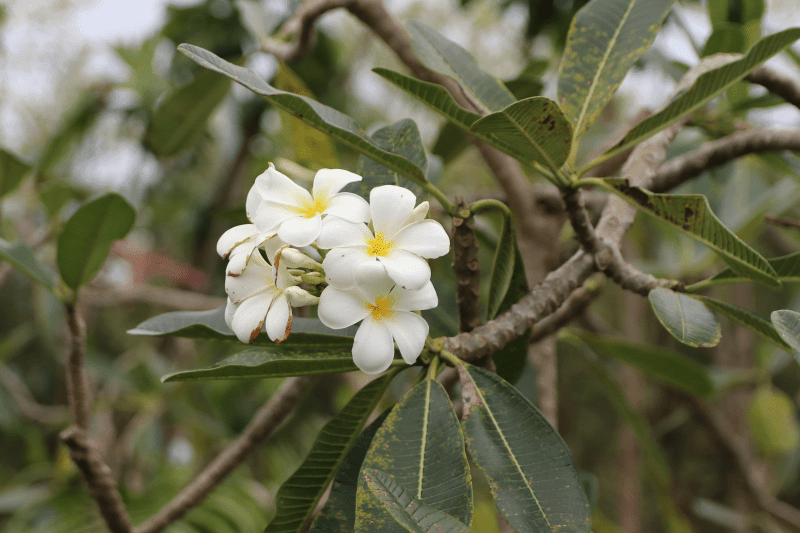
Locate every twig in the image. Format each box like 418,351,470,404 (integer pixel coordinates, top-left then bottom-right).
66,304,90,430
653,129,800,193
262,0,353,62
0,365,69,424
746,65,800,110
765,214,800,230
452,201,482,333
61,426,135,533
135,376,313,533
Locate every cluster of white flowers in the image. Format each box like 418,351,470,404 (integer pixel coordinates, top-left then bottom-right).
216,164,450,374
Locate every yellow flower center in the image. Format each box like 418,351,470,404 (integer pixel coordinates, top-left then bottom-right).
366,296,395,321
366,232,394,257
295,196,328,218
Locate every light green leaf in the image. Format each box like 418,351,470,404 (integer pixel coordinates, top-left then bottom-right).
469,97,573,170
146,61,237,157
693,296,791,350
347,119,428,200
599,28,800,164
558,0,675,138
702,24,748,56
265,374,395,533
587,178,779,288
362,470,471,533
571,330,713,396
129,307,359,344
0,238,57,292
457,363,591,533
309,409,391,533
0,149,31,198
685,252,800,292
771,310,800,360
748,385,800,457
648,288,721,348
178,44,427,187
405,21,515,113
355,379,472,532
56,192,135,290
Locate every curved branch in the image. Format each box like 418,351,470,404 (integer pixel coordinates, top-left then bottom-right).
746,65,800,110
262,0,353,62
135,376,313,533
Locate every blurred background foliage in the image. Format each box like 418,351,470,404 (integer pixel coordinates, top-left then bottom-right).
2,0,800,531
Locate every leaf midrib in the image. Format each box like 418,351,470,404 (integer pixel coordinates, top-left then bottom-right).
72,197,114,288
491,109,560,176
417,379,432,500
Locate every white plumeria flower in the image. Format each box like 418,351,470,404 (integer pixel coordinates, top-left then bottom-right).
318,261,437,374
247,163,370,247
217,224,281,276
317,185,450,291
225,245,318,343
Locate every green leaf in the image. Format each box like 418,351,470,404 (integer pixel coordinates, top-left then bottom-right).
309,409,391,533
469,97,573,171
347,119,428,200
693,296,791,350
558,0,675,138
129,307,359,344
431,122,470,164
600,28,800,164
771,310,800,360
504,59,548,101
177,45,427,187
56,192,135,290
588,178,779,288
405,21,515,113
648,288,721,348
37,93,104,180
265,373,395,533
571,330,713,396
0,238,57,292
702,24,748,56
145,61,237,157
486,218,516,321
748,385,800,457
355,379,472,532
457,363,591,533
0,149,31,198
39,182,85,218
362,470,471,533
685,251,800,292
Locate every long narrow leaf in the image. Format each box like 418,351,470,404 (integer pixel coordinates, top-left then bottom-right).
694,296,791,350
685,252,800,292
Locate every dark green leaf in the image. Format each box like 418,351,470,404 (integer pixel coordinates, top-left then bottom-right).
146,62,237,157
702,24,748,56
589,178,779,288
457,363,591,533
56,193,135,290
405,21,515,112
685,252,800,292
39,182,85,218
0,149,31,198
559,0,675,138
572,330,713,396
355,379,472,532
362,470,471,533
648,288,721,348
347,119,428,199
265,374,395,533
309,409,391,533
177,45,427,187
771,310,800,360
486,218,516,321
0,238,57,292
470,97,573,170
693,296,791,350
431,122,470,164
600,28,800,164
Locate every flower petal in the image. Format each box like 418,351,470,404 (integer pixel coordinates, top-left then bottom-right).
226,251,274,303
378,249,431,291
353,261,396,302
395,281,438,312
246,184,262,223
318,286,369,329
272,246,296,290
231,294,275,343
226,250,251,277
224,298,238,329
392,220,450,258
317,216,372,249
217,224,259,258
370,185,416,237
254,163,312,207
253,201,301,234
352,318,395,374
323,192,370,223
278,214,322,247
386,312,428,364
321,246,371,289
265,293,291,342
312,168,362,200
405,201,430,225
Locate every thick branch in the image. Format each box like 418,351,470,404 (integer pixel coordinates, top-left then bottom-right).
135,376,313,533
452,203,482,333
653,129,800,193
746,65,800,110
528,278,602,344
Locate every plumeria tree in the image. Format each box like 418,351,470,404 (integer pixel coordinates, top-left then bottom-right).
5,0,800,531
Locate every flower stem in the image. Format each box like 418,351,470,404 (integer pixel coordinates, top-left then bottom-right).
427,356,439,380
420,182,454,214
469,198,513,219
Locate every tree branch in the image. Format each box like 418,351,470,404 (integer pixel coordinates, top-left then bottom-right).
264,0,354,62
65,303,90,430
765,214,800,230
0,365,69,424
746,65,800,110
452,201,482,333
135,376,313,533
